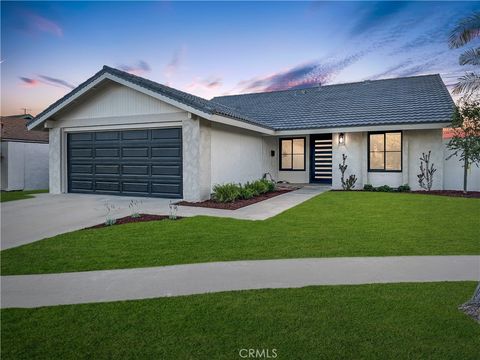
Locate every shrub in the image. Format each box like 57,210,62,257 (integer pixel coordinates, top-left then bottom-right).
212,183,241,203
397,184,411,192
363,184,375,192
240,187,256,200
251,180,269,194
376,185,393,192
260,178,276,192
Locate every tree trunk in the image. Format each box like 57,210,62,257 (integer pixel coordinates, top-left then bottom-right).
463,157,468,194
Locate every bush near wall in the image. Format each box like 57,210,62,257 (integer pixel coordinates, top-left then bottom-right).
212,179,276,203
363,184,411,193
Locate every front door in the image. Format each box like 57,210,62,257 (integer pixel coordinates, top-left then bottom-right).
310,134,332,184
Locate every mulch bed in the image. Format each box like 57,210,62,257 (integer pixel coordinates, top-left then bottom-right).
333,189,480,198
177,188,295,210
88,214,180,229
410,190,480,198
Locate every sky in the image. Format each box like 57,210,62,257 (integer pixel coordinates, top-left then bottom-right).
1,1,479,116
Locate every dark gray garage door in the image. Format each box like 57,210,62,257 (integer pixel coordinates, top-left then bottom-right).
68,128,182,198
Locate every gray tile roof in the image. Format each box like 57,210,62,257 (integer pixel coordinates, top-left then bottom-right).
212,74,455,130
31,66,454,132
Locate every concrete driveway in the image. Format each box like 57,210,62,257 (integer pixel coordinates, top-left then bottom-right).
1,186,328,250
1,193,173,250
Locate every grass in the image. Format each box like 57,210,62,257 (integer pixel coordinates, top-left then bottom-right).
1,192,479,275
0,189,48,203
1,282,479,359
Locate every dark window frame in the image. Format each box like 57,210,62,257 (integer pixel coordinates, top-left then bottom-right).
279,137,306,171
368,131,403,173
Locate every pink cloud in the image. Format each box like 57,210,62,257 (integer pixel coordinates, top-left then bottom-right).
164,46,186,78
118,60,151,76
187,77,223,91
19,77,40,88
26,13,63,37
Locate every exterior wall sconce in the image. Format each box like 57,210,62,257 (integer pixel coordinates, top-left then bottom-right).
271,150,275,157
339,133,345,145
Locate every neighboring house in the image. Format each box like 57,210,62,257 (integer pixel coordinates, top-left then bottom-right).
1,114,49,191
28,66,458,201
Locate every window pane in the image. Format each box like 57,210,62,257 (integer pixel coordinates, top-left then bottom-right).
292,138,304,155
369,134,384,152
386,133,401,151
281,140,292,156
386,152,401,170
370,152,384,170
281,155,292,169
292,154,304,170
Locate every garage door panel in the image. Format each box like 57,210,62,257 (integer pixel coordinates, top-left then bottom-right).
152,165,181,176
151,147,181,157
122,130,149,140
152,128,181,139
70,164,93,174
95,131,120,141
70,148,93,158
70,133,93,141
68,128,182,198
122,147,149,157
122,165,149,175
95,181,120,192
152,183,181,194
95,148,120,158
71,180,93,190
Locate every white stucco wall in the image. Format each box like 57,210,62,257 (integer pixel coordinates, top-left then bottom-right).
0,141,49,191
0,142,8,190
331,129,444,190
444,140,480,191
210,122,267,187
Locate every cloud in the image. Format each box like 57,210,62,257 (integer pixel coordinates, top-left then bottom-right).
19,74,76,90
38,75,75,89
20,12,63,37
187,77,223,91
237,52,365,93
118,60,151,75
349,2,410,36
369,60,414,80
19,77,40,88
164,47,186,78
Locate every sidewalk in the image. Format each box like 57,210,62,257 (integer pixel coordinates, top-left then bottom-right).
2,256,478,308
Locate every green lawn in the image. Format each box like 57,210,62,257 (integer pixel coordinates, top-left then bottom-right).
2,282,479,360
0,189,48,203
1,192,479,275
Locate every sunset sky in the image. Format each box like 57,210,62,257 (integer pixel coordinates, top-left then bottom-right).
1,1,479,116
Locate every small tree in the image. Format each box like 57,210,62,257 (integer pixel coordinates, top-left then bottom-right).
339,154,357,190
417,151,436,191
446,100,480,193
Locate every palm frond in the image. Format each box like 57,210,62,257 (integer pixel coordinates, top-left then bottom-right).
453,72,480,96
449,12,480,49
459,47,480,66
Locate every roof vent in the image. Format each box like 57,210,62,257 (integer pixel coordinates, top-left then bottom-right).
363,80,371,85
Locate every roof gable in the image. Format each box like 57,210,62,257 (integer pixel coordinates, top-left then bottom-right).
28,66,270,131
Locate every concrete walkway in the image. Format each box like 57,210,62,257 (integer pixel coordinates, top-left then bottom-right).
1,185,328,250
2,256,478,308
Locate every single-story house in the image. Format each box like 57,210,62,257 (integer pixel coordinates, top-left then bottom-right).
28,65,456,201
1,114,49,191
